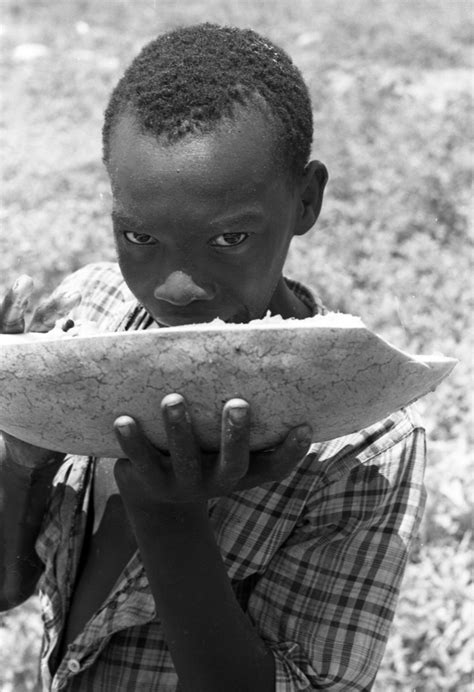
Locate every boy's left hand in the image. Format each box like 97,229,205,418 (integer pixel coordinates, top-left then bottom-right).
113,393,312,510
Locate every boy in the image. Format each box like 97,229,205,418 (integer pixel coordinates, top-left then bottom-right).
0,24,426,691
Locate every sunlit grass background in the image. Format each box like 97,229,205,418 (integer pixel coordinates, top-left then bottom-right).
0,0,472,689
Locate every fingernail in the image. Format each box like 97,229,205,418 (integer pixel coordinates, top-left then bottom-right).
12,275,34,294
62,318,75,332
115,417,134,438
228,406,248,425
295,425,312,445
166,401,185,422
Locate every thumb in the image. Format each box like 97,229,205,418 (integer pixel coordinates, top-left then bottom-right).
237,424,313,490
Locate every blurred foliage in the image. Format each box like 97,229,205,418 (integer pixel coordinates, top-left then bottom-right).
0,0,472,690
0,597,42,691
374,538,473,692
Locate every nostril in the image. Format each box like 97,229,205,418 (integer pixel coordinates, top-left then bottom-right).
153,271,216,305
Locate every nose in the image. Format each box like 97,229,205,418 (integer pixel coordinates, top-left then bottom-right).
153,270,216,306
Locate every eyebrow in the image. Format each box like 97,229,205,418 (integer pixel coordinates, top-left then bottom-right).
111,211,145,228
112,209,265,230
210,210,265,229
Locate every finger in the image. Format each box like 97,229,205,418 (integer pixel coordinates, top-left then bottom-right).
215,399,250,488
47,317,76,334
54,319,102,337
161,394,202,488
0,275,34,333
113,456,134,486
241,424,313,489
114,415,167,477
28,290,82,332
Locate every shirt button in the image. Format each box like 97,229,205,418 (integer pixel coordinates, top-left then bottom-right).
67,659,81,673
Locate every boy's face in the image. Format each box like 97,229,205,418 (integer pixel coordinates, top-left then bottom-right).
107,108,320,326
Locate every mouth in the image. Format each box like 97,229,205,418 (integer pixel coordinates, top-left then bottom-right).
155,314,218,327
150,303,252,327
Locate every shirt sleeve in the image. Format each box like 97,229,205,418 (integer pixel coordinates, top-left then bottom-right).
246,415,427,691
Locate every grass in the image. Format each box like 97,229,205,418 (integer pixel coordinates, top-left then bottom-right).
0,0,473,689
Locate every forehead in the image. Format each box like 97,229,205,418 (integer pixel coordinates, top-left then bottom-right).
107,108,286,208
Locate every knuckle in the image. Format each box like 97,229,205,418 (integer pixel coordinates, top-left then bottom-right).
173,456,202,485
29,306,54,331
1,316,25,334
292,425,312,447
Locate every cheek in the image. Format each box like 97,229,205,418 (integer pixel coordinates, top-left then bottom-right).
215,238,287,298
114,234,158,276
115,250,154,301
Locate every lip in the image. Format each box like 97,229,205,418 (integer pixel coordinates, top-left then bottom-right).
151,304,229,327
155,314,221,327
149,299,253,327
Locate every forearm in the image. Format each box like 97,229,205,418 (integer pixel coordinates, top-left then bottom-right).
127,502,275,692
0,434,63,609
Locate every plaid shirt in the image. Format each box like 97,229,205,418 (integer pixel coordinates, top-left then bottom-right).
35,262,426,691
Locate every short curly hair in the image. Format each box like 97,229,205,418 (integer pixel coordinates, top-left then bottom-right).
102,23,313,179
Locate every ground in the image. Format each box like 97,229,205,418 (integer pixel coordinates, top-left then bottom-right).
0,1,472,689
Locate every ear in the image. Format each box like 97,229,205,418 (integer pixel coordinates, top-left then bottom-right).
294,160,328,236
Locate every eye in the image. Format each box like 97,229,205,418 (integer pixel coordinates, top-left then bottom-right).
123,231,157,245
209,232,249,248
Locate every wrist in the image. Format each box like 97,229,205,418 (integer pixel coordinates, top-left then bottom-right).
2,452,63,484
3,451,64,476
1,432,65,472
127,498,208,523
125,499,210,541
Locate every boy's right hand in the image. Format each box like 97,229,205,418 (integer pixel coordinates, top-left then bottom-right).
0,275,82,469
